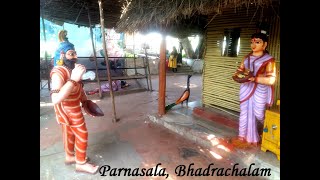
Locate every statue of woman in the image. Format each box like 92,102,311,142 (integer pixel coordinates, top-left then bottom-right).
232,32,277,147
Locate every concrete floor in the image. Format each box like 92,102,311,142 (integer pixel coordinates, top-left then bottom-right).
40,74,277,180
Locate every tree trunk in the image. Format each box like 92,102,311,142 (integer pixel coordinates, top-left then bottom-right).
194,34,205,59
179,37,195,59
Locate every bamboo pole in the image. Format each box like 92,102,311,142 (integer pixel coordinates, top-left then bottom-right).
98,0,119,122
158,34,166,116
40,11,50,90
74,3,85,24
134,54,137,75
133,32,137,75
142,55,150,91
144,48,153,91
87,5,102,98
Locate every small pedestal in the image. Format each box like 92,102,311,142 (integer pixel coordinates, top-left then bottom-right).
261,100,280,160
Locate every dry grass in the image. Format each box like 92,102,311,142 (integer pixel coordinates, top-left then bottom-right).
40,0,276,37
116,0,275,35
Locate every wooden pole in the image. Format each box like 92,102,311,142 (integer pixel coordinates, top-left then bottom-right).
143,50,149,91
144,48,152,91
74,3,85,24
134,54,137,75
133,32,137,75
87,5,102,98
98,0,119,122
40,11,50,90
158,34,166,116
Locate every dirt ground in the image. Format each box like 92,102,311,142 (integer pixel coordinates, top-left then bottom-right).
41,74,269,179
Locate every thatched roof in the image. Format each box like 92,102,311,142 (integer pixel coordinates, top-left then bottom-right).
40,0,278,37
115,0,277,37
40,0,123,28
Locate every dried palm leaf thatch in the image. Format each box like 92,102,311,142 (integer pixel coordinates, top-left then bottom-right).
116,0,274,37
40,0,276,37
40,0,123,28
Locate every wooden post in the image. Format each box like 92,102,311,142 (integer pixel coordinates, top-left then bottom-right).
40,12,50,90
133,32,137,75
87,6,102,98
98,0,119,122
143,52,149,91
133,54,137,75
144,48,152,91
158,34,166,116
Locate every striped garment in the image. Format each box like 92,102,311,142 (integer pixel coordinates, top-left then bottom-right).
238,53,275,143
50,66,88,164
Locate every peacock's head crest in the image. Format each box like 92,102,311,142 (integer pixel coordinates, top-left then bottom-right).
58,30,68,42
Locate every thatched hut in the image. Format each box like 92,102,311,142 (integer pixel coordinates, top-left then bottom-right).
115,0,280,114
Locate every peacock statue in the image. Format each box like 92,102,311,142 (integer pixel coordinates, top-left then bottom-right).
58,30,68,42
165,74,192,111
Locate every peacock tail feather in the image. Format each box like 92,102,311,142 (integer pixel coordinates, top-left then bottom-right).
165,103,176,111
165,75,192,112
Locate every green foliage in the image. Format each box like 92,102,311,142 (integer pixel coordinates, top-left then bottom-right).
125,52,135,57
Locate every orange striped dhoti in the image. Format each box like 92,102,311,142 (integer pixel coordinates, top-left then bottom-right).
50,66,88,164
